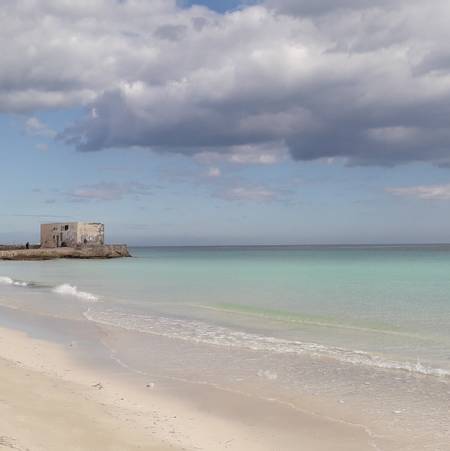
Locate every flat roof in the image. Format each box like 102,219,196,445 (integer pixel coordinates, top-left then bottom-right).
41,222,103,226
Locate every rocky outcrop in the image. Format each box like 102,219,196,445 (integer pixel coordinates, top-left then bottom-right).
0,245,131,260
0,245,40,251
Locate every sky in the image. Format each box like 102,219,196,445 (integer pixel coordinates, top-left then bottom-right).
1,0,450,245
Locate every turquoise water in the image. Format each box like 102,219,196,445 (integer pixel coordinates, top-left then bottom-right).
2,245,450,449
1,245,450,375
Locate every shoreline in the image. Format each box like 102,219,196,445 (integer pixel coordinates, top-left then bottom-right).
0,311,379,451
0,262,449,451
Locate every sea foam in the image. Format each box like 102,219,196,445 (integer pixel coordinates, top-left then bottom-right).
0,276,29,287
53,284,99,302
84,308,450,379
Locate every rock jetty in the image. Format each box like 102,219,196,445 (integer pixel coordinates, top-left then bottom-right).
0,245,131,260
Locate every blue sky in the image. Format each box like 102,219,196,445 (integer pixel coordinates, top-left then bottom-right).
1,0,450,245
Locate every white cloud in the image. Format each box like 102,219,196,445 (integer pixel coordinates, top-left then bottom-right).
36,143,49,152
221,185,277,202
227,142,289,165
386,184,450,200
195,142,288,166
67,181,153,202
206,167,221,177
2,1,450,165
25,117,56,138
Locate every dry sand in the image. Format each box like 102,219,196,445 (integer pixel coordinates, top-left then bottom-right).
0,358,175,451
0,325,378,451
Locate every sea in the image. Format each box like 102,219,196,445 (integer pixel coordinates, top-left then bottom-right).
1,245,449,449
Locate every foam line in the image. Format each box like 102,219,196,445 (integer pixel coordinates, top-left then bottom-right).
0,276,29,287
53,284,99,302
84,308,450,380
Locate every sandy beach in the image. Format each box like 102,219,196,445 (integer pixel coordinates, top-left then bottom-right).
0,320,379,451
0,326,178,451
2,0,450,447
0,358,174,451
1,247,450,451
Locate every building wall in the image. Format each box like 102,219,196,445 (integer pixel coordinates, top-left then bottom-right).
77,223,104,246
41,222,104,248
41,223,78,248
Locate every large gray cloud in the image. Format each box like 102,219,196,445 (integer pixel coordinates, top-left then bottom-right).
264,0,394,16
2,0,450,166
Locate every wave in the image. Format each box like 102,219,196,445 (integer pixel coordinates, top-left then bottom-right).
52,284,99,302
192,303,432,341
2,273,449,379
84,308,450,379
0,275,99,302
0,276,30,287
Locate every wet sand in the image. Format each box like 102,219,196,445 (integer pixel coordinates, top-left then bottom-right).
0,323,377,451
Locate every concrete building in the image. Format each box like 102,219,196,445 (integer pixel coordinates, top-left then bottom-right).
41,222,105,248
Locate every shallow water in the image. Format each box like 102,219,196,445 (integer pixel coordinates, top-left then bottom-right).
1,245,450,373
1,245,450,449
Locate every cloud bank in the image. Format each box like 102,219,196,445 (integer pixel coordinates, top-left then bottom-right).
386,184,450,200
67,181,153,202
2,0,450,166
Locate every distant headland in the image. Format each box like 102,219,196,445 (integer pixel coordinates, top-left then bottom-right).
0,222,130,260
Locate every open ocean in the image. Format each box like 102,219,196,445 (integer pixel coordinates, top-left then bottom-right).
1,245,450,448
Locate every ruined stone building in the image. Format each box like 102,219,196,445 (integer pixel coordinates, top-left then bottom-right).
41,222,105,248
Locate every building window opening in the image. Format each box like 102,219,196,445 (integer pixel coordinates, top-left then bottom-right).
65,225,69,231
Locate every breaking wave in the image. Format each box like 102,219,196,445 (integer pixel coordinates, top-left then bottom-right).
84,308,450,379
0,276,30,287
2,273,449,379
0,276,98,302
52,284,99,302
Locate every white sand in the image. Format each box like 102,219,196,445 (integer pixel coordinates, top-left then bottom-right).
0,325,378,450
